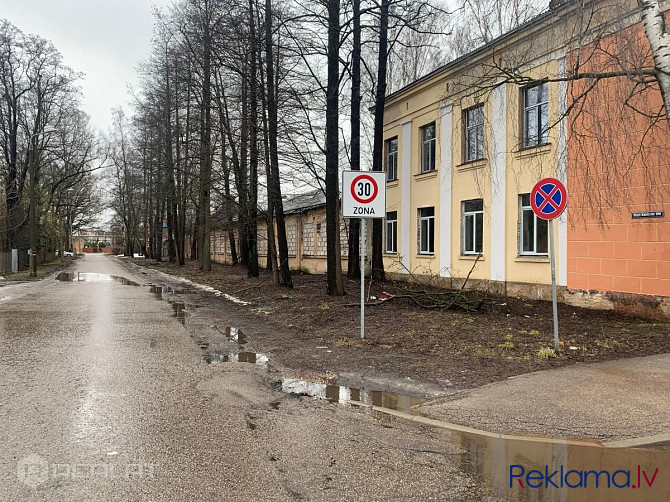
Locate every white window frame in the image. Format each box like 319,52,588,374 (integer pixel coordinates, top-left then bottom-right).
386,137,398,181
519,194,548,256
420,122,436,173
418,207,435,255
523,82,549,148
385,211,397,254
462,199,483,255
464,105,484,162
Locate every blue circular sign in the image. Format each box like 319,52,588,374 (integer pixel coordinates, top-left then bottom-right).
530,178,567,220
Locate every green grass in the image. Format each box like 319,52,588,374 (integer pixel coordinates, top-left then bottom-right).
537,347,557,359
5,257,73,281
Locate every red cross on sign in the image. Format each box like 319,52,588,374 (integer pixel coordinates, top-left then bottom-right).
530,178,567,220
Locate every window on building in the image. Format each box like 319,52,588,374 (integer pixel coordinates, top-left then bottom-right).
420,122,436,173
464,105,484,162
418,207,435,254
316,222,322,233
385,211,397,254
386,137,398,181
519,194,548,255
462,199,483,254
523,82,549,148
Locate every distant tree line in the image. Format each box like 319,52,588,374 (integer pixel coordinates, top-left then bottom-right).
0,20,102,266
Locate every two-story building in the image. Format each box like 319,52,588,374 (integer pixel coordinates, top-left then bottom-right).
380,0,670,317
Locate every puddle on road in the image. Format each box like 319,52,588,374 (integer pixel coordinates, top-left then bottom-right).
207,351,269,366
150,284,198,325
150,284,186,296
172,302,197,325
453,431,669,501
281,378,425,412
56,272,140,286
225,326,247,346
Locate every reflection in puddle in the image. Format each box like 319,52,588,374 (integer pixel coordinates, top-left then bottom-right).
172,302,197,325
56,272,140,285
150,284,198,325
207,351,269,366
281,378,425,412
225,327,247,346
453,431,669,501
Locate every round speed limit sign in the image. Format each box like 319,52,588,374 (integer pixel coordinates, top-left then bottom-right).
342,170,386,218
351,174,379,204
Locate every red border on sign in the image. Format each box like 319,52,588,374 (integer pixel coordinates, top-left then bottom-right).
530,177,567,220
350,174,379,204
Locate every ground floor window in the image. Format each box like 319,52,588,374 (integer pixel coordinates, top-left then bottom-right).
418,207,435,254
462,199,483,254
520,193,548,255
385,211,397,253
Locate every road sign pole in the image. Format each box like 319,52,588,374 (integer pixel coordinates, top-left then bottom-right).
549,219,559,353
360,218,365,339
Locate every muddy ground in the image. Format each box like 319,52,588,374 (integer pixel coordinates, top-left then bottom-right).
127,258,669,392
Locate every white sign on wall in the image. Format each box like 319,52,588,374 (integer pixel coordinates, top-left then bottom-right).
341,170,386,218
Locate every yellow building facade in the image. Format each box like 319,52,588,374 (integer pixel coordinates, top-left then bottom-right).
380,7,575,297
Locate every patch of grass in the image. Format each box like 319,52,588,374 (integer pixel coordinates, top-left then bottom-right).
320,303,330,310
334,338,354,347
6,257,73,281
537,347,557,359
528,329,541,336
498,340,515,350
596,339,621,349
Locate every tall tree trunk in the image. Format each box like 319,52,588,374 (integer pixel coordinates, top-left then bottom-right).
371,0,389,283
174,59,185,266
347,0,361,279
247,0,260,277
191,210,198,260
638,0,670,122
239,67,250,267
260,50,278,279
4,97,20,252
198,6,212,272
165,47,177,264
266,0,292,287
220,128,238,266
326,0,345,295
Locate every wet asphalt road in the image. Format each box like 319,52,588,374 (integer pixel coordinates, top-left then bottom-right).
0,255,486,501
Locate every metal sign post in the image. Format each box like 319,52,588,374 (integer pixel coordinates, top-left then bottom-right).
548,219,559,353
530,177,568,354
360,218,365,339
342,170,387,340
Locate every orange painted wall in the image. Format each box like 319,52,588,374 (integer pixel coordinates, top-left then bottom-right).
567,16,670,297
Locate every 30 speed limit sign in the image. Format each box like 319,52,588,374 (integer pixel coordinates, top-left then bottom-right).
342,171,386,218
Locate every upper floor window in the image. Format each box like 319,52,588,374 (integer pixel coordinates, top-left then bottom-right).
418,207,435,254
464,105,484,162
385,211,397,254
386,137,398,181
420,122,436,173
519,193,548,255
462,199,483,254
523,83,549,148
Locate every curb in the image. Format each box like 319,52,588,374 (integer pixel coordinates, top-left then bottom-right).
349,401,667,450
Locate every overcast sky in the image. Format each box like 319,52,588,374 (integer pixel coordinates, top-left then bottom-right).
0,0,173,134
